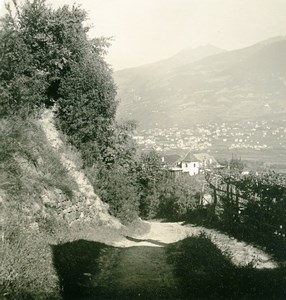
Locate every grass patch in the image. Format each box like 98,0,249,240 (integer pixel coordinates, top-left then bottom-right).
0,228,61,299
186,207,286,264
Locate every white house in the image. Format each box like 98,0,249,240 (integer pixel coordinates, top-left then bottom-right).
177,152,200,176
163,151,220,177
193,153,219,170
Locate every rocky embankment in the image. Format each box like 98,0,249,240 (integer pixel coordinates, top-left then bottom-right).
37,109,121,228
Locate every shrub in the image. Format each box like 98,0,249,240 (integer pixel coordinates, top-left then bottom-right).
93,165,140,224
157,176,201,220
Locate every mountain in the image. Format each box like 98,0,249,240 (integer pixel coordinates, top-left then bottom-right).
114,37,286,129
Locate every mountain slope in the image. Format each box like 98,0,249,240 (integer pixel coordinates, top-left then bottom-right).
115,37,286,128
0,110,123,298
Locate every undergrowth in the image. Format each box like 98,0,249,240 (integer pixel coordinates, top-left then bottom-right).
0,115,87,299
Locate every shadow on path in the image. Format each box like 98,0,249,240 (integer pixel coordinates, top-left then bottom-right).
124,235,168,246
51,237,286,300
51,239,178,299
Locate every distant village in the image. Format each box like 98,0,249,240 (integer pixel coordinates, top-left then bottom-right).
133,119,286,155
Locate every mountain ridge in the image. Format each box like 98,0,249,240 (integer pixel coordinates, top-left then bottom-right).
115,36,286,129
116,44,225,73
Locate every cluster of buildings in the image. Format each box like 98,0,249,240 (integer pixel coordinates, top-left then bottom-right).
133,127,211,152
133,119,286,154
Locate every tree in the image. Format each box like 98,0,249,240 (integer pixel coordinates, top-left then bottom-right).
158,175,201,220
0,0,48,116
94,164,140,224
229,156,244,173
0,0,120,166
135,150,165,218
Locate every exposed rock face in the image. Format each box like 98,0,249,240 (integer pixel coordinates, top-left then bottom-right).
37,109,121,229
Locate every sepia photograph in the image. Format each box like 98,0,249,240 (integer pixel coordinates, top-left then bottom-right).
0,0,286,299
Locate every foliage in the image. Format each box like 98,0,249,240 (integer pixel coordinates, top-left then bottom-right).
94,164,140,224
100,120,138,168
237,171,286,237
133,150,202,220
203,168,286,257
229,156,244,173
0,0,119,166
135,150,165,218
0,115,77,299
55,49,117,165
88,147,202,222
0,0,52,116
0,212,62,299
158,175,201,220
0,0,139,220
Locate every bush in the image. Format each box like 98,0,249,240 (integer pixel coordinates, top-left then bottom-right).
93,165,140,224
157,176,201,221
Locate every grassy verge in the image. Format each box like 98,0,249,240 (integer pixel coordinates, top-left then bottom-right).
168,235,286,299
186,207,286,264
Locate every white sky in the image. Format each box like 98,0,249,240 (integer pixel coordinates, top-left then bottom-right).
1,0,286,70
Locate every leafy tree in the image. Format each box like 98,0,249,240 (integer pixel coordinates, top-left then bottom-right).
0,0,118,165
229,156,244,173
99,120,138,168
94,164,140,224
136,150,165,188
134,150,202,220
135,150,165,218
158,175,201,220
0,1,48,116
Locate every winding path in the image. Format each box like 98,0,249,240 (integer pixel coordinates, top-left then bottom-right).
114,220,278,269
38,109,277,270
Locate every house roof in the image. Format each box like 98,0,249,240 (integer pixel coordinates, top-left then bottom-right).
163,154,182,166
181,151,199,162
193,153,218,163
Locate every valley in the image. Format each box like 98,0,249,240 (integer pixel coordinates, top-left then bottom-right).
134,117,286,172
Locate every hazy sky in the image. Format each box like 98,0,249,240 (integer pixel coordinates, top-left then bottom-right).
1,0,286,70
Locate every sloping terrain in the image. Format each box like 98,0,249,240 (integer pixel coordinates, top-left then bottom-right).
38,109,121,228
115,36,286,128
0,109,121,232
0,110,122,298
0,111,281,299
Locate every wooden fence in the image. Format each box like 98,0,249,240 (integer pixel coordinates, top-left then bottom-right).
204,171,286,237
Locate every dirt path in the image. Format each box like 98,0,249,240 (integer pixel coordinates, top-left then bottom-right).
38,110,277,270
114,220,278,269
57,223,282,299
99,247,178,299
